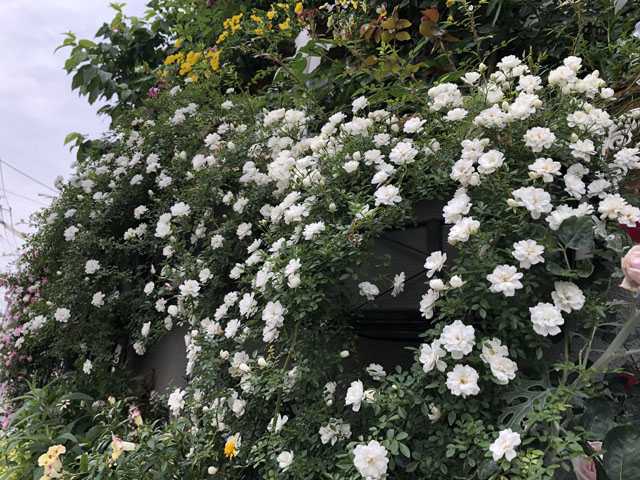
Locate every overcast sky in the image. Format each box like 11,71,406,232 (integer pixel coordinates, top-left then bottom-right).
0,0,149,271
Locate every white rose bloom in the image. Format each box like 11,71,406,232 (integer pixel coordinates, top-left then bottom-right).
448,217,481,244
450,275,464,288
523,127,556,152
374,185,402,206
530,302,565,336
277,451,294,471
419,289,440,319
424,251,447,278
511,186,553,219
439,320,475,359
141,322,151,337
55,308,71,323
389,142,418,165
236,222,252,239
262,301,285,329
343,160,359,173
461,72,481,84
446,364,480,398
358,282,379,301
564,173,586,199
352,95,368,113
419,340,447,373
477,150,505,175
133,342,146,355
373,133,391,147
345,380,365,412
228,294,251,320
170,202,191,217
512,239,545,269
268,414,289,432
391,272,405,297
479,338,509,364
64,225,79,241
144,282,155,295
444,108,468,122
179,280,200,298
366,363,386,380
91,291,105,307
82,359,93,374
551,281,585,313
442,189,471,224
211,234,224,249
486,265,524,297
199,268,212,283
403,117,426,133
490,356,518,385
569,138,596,161
528,157,561,183
428,403,442,423
168,388,186,415
353,440,389,480
490,429,521,462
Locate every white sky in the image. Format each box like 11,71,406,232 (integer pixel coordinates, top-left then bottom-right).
0,0,149,272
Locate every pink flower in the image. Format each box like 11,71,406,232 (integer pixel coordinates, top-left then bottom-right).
621,245,640,293
571,442,602,480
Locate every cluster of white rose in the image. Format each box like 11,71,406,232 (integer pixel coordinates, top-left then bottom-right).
8,49,637,479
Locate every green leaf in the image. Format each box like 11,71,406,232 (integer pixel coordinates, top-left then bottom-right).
557,216,594,250
60,392,93,402
78,39,97,48
398,442,411,458
64,132,81,145
575,396,617,440
499,374,553,428
477,459,499,479
603,425,640,480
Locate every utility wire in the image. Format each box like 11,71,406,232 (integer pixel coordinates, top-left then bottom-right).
3,189,49,207
0,157,57,193
0,162,19,249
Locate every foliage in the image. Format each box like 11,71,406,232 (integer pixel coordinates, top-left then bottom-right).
2,0,640,479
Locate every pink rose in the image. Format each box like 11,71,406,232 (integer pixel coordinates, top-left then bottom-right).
621,245,640,293
571,442,602,480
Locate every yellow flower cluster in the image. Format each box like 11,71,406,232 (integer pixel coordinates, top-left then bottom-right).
37,445,65,480
163,46,223,82
161,2,306,81
218,13,244,44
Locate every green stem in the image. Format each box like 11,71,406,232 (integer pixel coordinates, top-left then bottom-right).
270,314,303,432
591,295,639,372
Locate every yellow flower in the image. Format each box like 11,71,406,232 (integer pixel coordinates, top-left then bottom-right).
446,0,455,7
250,14,262,22
188,73,199,82
164,54,178,66
255,28,265,35
267,8,276,20
209,50,222,71
217,30,228,44
110,434,135,461
38,445,65,480
295,2,303,14
224,438,238,459
279,18,291,30
174,38,183,48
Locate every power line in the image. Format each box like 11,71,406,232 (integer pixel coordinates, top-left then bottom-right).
3,189,49,207
0,157,58,193
0,162,18,250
